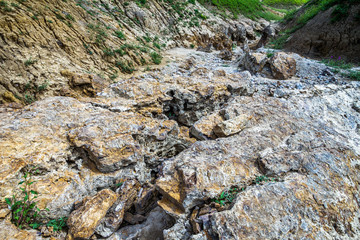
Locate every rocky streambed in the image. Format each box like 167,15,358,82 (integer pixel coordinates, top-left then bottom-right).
0,47,360,239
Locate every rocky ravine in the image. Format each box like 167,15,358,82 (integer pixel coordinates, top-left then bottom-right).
0,0,266,104
0,47,360,240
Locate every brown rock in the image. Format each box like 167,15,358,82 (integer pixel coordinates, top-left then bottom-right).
219,50,232,60
95,179,141,237
242,52,268,74
134,184,159,215
156,169,186,216
0,218,37,240
67,189,118,239
213,115,251,137
269,52,297,80
190,113,223,140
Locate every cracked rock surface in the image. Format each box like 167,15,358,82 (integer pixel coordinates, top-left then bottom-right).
0,47,360,239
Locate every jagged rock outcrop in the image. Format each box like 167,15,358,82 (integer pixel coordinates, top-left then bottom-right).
0,47,359,239
240,51,296,79
157,86,360,239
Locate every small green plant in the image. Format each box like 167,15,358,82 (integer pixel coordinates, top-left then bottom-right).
114,48,126,56
37,81,48,92
190,44,195,49
103,48,115,57
252,175,278,184
5,167,44,229
46,217,68,231
143,35,151,43
150,52,162,64
24,57,35,67
114,30,126,40
153,42,161,49
24,94,35,104
65,14,75,21
212,186,244,206
87,23,107,45
266,50,274,58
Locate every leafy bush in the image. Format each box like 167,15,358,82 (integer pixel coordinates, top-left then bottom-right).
346,71,360,81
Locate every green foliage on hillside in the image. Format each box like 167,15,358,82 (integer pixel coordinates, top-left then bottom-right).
198,0,283,20
270,0,360,48
263,0,308,6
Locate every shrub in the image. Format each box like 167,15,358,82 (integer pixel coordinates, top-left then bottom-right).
345,70,360,81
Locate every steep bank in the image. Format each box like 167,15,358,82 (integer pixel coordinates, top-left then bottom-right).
274,0,360,62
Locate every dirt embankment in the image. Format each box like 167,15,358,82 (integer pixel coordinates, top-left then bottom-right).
283,3,360,62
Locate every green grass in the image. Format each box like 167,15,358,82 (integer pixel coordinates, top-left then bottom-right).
321,57,354,69
346,71,360,81
198,0,283,20
263,0,308,6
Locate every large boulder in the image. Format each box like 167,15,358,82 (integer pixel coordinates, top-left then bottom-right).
240,51,296,79
270,52,297,80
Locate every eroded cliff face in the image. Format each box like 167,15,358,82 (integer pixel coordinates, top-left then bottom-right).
283,3,360,62
0,0,265,104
